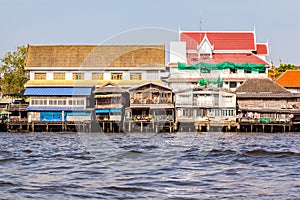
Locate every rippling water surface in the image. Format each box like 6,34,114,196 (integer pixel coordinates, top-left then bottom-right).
0,132,299,199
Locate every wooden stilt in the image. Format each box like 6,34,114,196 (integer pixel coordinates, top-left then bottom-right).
271,125,273,133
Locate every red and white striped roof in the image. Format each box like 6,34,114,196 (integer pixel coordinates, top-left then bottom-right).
180,31,256,51
186,53,270,65
168,30,270,67
256,43,268,55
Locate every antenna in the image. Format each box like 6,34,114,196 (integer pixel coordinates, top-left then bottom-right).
199,17,203,31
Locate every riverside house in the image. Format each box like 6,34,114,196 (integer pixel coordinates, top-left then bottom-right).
236,78,300,124
124,82,174,133
175,86,237,132
93,82,129,132
24,44,166,129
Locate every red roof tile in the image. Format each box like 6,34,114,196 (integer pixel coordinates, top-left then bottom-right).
275,70,300,87
256,43,268,55
180,31,256,51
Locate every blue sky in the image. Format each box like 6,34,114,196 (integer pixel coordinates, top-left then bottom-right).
1,0,299,66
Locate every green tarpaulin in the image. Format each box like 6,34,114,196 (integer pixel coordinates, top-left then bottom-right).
198,76,224,86
178,62,266,72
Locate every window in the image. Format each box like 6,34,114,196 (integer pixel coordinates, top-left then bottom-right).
210,109,220,117
49,99,57,105
183,108,194,117
222,109,234,117
57,99,66,105
75,99,85,105
73,73,85,80
92,73,104,80
130,73,142,80
111,73,122,80
244,70,252,74
34,73,46,80
229,82,237,88
230,68,237,73
54,73,65,80
200,68,211,73
31,99,47,105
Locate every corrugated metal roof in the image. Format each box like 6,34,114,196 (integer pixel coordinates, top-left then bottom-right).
24,87,92,96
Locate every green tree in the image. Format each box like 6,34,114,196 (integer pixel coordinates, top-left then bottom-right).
0,45,28,94
275,63,300,78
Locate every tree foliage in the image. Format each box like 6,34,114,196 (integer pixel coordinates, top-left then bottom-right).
0,45,28,95
269,63,300,80
275,63,300,78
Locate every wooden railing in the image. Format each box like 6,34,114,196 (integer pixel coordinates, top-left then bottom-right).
8,104,28,111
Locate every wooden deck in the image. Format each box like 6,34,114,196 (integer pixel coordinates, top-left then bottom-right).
6,121,92,132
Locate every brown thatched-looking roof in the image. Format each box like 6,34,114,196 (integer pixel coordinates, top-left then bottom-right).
236,78,291,98
25,45,165,69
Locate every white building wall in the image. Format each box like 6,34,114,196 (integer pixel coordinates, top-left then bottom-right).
46,71,53,80
30,71,34,80
30,69,163,82
198,40,212,55
85,72,92,80
169,42,187,64
66,72,73,80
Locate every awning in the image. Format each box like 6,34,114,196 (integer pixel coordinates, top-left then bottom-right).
24,87,92,96
26,106,85,111
95,109,122,114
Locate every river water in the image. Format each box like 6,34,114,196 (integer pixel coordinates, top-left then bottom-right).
0,132,299,199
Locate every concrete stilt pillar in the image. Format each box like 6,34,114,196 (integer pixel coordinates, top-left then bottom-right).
129,122,131,132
